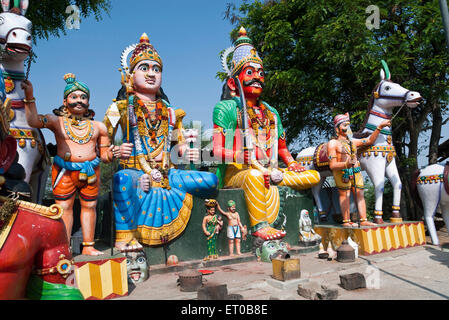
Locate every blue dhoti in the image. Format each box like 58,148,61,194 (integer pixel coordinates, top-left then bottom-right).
114,168,218,246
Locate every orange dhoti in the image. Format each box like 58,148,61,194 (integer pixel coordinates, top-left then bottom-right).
51,164,100,202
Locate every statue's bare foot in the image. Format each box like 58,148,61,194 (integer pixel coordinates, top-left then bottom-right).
253,226,286,240
360,220,378,227
115,239,143,252
82,246,104,256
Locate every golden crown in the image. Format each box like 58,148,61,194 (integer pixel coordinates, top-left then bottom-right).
129,33,163,71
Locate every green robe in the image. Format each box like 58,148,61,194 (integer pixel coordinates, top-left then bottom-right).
212,97,285,188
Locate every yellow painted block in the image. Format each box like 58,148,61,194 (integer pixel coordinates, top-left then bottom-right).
74,257,128,300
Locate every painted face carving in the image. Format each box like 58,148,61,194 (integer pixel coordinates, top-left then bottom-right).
256,240,289,263
126,251,149,284
132,60,162,95
238,62,264,99
64,90,89,116
338,121,351,136
227,62,265,101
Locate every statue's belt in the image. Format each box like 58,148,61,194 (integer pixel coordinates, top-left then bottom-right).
53,156,100,184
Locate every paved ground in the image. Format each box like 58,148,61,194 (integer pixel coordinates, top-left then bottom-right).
117,227,449,300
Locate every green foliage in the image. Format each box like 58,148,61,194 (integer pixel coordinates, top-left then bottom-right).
222,0,449,219
222,0,449,148
26,0,111,41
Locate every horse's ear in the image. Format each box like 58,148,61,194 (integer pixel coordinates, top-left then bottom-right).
1,0,10,12
20,0,28,15
380,68,386,80
381,59,391,80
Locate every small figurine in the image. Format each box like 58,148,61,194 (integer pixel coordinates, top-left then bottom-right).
202,199,223,261
217,200,247,256
125,250,149,285
21,74,132,256
327,113,390,227
298,209,321,246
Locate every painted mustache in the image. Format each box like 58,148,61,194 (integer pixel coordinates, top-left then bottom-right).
68,102,89,109
243,79,265,88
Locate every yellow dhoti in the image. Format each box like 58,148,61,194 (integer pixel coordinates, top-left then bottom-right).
224,163,320,232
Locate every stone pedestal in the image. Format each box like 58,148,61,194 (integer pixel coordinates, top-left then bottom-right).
73,253,128,300
315,221,426,256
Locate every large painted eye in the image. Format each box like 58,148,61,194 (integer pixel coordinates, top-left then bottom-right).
126,259,131,265
153,65,161,73
138,64,149,72
279,242,287,248
137,257,146,264
258,70,264,77
245,69,253,76
384,86,391,91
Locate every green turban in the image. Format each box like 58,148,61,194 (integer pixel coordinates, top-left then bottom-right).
63,73,90,99
228,200,236,207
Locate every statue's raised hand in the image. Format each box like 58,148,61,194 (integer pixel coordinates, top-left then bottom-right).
379,120,391,129
21,80,34,100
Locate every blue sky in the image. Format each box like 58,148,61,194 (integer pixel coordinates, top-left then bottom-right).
28,0,448,168
31,0,241,144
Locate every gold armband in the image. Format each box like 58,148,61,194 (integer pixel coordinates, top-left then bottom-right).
23,97,36,104
99,143,112,148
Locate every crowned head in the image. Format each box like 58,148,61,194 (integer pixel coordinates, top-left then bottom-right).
224,27,265,102
128,33,163,98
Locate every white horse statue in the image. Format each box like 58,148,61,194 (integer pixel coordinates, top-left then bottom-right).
415,163,449,245
0,0,49,203
297,61,422,224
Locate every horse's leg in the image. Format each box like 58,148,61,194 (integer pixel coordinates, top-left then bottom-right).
362,157,386,224
440,189,449,244
417,183,441,245
385,157,402,221
311,176,326,222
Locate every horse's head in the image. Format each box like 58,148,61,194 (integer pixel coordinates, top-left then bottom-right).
373,60,422,111
0,0,31,62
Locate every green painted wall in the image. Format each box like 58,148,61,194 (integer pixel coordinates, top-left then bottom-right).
44,187,315,265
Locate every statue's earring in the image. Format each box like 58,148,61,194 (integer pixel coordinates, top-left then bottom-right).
230,90,236,97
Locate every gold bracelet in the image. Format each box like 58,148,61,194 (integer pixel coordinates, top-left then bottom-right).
99,143,112,148
287,160,297,167
375,127,381,131
233,150,240,162
23,97,36,104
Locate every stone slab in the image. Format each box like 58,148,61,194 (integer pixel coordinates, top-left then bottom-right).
266,277,309,290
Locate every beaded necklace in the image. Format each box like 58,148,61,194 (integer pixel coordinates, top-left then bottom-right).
63,116,94,144
246,104,276,151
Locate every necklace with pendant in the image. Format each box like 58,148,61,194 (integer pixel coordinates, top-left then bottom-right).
63,116,94,144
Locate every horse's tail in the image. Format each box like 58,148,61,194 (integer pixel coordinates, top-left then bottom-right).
411,168,423,210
